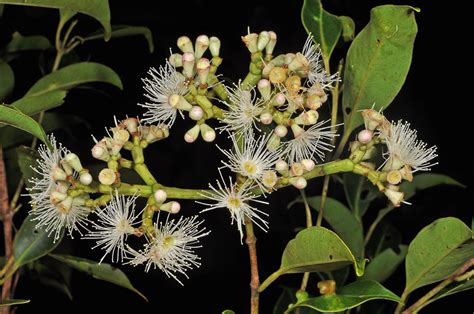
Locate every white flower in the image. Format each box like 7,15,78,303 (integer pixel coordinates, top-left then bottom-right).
138,60,187,127
126,215,209,285
85,192,140,263
219,83,264,136
384,120,438,172
197,170,268,242
219,132,282,193
27,135,90,242
285,120,337,164
302,35,339,88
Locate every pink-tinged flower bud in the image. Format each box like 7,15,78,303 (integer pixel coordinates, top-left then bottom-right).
289,176,307,189
361,109,387,131
272,93,286,107
241,33,259,53
154,189,167,204
184,124,200,143
301,159,315,172
306,94,323,110
79,171,93,185
110,129,130,155
91,143,108,162
284,53,296,66
177,36,193,53
122,117,139,134
262,170,278,189
275,125,288,138
52,166,67,181
275,159,289,176
265,31,277,56
257,31,270,51
64,153,83,172
169,53,183,67
260,112,273,125
288,53,309,73
294,110,318,125
308,83,326,96
200,124,216,142
291,124,305,138
318,280,336,296
160,201,181,214
182,52,195,78
262,62,274,78
384,188,405,207
387,170,402,185
50,191,67,204
169,94,193,111
196,58,211,85
195,35,210,58
98,168,116,186
209,36,221,57
189,106,204,121
257,79,271,100
358,129,373,144
290,162,304,177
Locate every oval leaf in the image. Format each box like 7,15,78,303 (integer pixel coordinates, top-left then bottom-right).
10,90,67,117
84,25,154,53
400,173,465,199
339,16,355,42
0,105,48,144
0,62,14,102
0,299,30,307
301,0,342,60
0,0,111,40
5,32,51,54
259,226,364,292
287,280,401,313
342,5,418,135
26,62,122,97
362,245,408,282
49,254,147,301
405,217,473,294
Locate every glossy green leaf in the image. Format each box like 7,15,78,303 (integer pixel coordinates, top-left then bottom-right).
259,226,364,292
84,25,154,53
49,254,147,301
10,90,67,116
287,280,401,313
26,62,122,97
0,299,30,307
0,105,48,144
405,217,472,294
291,196,364,259
5,32,51,54
301,0,342,60
421,276,474,310
342,5,418,135
339,16,355,42
0,0,111,40
222,311,235,314
0,62,14,102
362,245,407,282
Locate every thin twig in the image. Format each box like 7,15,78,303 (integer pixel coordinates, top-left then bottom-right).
245,219,260,314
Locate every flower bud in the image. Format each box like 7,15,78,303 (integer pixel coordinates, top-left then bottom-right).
257,79,271,101
262,62,274,78
271,54,286,67
262,170,278,189
272,93,286,107
111,129,130,155
98,168,117,186
177,36,193,53
349,141,360,153
269,67,287,84
275,159,289,175
160,201,181,214
284,53,296,66
358,129,373,144
290,162,304,176
169,53,183,67
361,109,387,131
291,124,305,138
266,133,281,151
301,159,315,172
294,110,318,125
196,58,211,85
317,280,336,296
79,171,93,185
265,31,277,55
64,153,83,172
257,31,270,51
200,124,216,142
195,35,210,58
289,176,307,189
182,52,195,78
259,112,273,125
50,191,67,204
52,166,67,181
285,75,301,94
288,53,309,74
169,94,193,111
275,125,288,138
387,170,402,185
305,94,323,110
146,125,169,143
122,117,139,134
154,189,167,204
189,106,204,121
384,188,405,207
241,33,258,53
209,36,221,57
184,124,200,143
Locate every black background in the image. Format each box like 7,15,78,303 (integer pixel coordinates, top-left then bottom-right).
1,0,472,313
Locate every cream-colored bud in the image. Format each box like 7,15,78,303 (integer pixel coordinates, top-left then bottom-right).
92,142,110,161
269,67,287,84
122,117,139,134
294,110,318,125
358,129,373,144
257,31,270,51
169,94,193,111
290,162,304,176
160,201,181,214
154,189,167,204
184,124,200,143
384,189,405,207
272,93,286,107
318,280,336,296
241,33,259,53
289,176,307,189
196,58,211,85
266,133,280,151
301,159,316,172
361,109,387,131
399,165,413,182
79,172,93,185
387,170,402,185
200,124,216,142
305,94,323,110
291,124,305,138
209,36,221,57
285,75,301,95
64,153,83,172
288,53,309,74
262,62,275,78
260,112,273,125
111,129,130,155
189,106,204,121
145,125,169,144
275,125,288,138
169,53,183,67
265,31,277,55
177,36,193,53
98,168,117,186
275,159,289,176
195,35,210,58
262,170,278,189
257,79,271,100
52,166,67,181
271,54,286,67
284,53,296,66
182,52,195,78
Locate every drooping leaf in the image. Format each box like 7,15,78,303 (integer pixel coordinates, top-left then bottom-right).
362,245,407,282
339,16,355,42
291,196,364,259
0,0,111,40
0,62,14,102
342,5,418,135
0,105,48,145
287,280,401,313
5,32,51,54
84,25,154,53
404,217,473,294
49,254,147,301
301,0,342,61
0,299,30,307
259,226,364,292
9,90,67,116
26,62,122,97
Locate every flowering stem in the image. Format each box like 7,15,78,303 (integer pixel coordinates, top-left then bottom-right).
245,219,260,314
299,190,312,292
242,51,264,89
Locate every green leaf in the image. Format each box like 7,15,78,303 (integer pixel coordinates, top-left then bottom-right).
399,173,465,199
0,62,14,102
26,62,122,97
301,0,342,61
342,5,418,135
273,287,313,314
0,104,48,145
84,25,154,53
343,172,378,218
421,276,474,309
49,254,147,301
291,196,364,259
222,311,235,314
0,299,30,307
259,226,364,292
0,0,111,41
362,245,407,282
287,280,401,313
405,217,473,294
9,90,67,116
339,16,355,42
5,32,51,54
32,258,73,300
